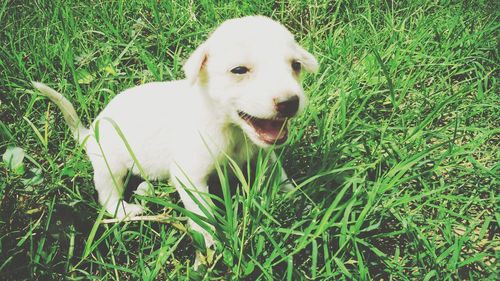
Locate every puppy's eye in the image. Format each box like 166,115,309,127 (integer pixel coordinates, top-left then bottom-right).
231,66,250,74
291,60,302,73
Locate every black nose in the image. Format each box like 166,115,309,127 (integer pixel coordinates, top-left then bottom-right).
275,96,299,117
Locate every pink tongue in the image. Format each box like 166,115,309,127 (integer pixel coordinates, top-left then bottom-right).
252,119,288,143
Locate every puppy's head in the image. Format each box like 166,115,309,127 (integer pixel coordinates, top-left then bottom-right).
184,16,318,148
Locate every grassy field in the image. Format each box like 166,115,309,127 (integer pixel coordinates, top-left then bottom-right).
1,0,498,280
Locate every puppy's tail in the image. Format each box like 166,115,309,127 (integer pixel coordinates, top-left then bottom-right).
32,82,89,144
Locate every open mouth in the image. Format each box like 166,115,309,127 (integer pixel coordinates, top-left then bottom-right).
238,111,289,145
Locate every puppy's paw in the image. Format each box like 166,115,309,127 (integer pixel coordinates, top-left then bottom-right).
124,202,144,217
194,247,215,271
280,181,295,192
193,232,216,270
134,181,153,196
114,202,144,219
190,222,216,270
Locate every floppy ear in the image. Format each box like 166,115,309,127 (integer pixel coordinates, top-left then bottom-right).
183,43,209,84
295,44,319,73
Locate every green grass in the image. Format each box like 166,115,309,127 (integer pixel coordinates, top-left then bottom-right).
1,0,498,280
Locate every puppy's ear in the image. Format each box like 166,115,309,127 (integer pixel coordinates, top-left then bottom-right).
295,44,319,73
183,43,208,84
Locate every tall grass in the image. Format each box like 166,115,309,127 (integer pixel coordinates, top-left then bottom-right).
1,0,498,279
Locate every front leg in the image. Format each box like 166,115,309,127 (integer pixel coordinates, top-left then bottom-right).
170,162,215,249
270,151,295,192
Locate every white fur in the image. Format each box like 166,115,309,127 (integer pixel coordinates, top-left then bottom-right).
33,16,317,250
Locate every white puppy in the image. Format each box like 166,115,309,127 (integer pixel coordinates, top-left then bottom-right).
33,16,318,249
